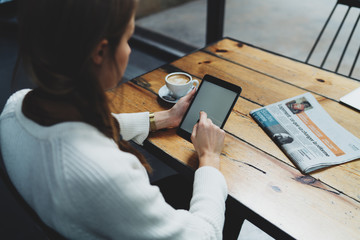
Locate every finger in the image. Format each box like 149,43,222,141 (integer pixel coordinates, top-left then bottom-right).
189,86,196,95
188,87,196,101
191,123,198,141
220,129,225,137
192,122,198,133
182,87,196,101
199,111,207,123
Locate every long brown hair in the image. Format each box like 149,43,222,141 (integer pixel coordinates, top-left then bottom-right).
15,0,151,172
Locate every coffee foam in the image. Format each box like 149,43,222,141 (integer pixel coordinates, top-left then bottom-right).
167,74,190,85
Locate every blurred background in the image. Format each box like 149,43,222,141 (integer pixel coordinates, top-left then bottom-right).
131,0,360,80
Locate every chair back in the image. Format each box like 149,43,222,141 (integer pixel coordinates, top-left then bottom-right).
339,0,360,8
306,0,360,80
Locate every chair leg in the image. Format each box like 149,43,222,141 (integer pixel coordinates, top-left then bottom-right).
223,196,245,240
321,5,350,68
336,12,360,73
306,3,338,63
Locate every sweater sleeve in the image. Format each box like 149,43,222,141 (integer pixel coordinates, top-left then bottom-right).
190,166,228,237
59,137,228,240
112,112,149,145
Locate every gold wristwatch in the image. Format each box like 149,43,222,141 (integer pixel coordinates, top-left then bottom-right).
149,112,156,132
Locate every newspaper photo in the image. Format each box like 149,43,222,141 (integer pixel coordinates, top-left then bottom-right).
250,92,360,174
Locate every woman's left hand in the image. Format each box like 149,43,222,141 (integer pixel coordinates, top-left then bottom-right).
153,87,196,130
168,87,196,128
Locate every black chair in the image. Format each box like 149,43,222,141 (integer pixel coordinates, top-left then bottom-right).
0,148,66,239
306,0,360,80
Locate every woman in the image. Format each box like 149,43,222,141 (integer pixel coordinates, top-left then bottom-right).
0,0,229,239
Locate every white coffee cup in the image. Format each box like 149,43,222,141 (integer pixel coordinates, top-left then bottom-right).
165,72,199,98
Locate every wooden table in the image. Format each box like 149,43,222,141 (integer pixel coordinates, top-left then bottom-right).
108,38,360,240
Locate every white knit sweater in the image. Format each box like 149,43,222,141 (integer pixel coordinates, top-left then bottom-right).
0,90,228,240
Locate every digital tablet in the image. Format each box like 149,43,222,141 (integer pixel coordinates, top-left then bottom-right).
177,74,242,142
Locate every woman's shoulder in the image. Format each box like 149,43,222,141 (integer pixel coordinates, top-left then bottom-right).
0,89,31,118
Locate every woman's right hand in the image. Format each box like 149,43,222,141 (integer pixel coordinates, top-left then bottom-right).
191,111,225,169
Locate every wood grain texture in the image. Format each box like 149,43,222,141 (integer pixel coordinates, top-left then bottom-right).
166,49,360,203
204,38,360,101
107,39,360,239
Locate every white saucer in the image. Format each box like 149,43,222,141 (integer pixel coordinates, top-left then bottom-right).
158,85,193,103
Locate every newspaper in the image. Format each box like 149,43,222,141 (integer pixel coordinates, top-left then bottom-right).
250,92,360,174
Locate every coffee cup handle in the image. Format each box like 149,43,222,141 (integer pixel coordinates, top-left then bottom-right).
192,79,199,89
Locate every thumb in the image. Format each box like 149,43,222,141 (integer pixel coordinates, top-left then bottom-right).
182,87,196,101
191,122,198,141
